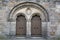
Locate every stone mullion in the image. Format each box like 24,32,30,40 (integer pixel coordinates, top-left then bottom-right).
26,20,31,37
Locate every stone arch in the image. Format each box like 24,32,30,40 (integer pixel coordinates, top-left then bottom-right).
8,2,49,22
30,13,41,21
7,2,49,38
15,13,27,21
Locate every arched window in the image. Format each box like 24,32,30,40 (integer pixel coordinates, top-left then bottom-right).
16,15,26,37
31,14,42,37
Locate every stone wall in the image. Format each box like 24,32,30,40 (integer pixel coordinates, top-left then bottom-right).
0,0,60,39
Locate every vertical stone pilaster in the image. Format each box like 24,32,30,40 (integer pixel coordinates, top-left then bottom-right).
9,22,16,35
26,20,31,37
42,22,48,38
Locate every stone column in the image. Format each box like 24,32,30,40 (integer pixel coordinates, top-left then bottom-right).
26,20,31,37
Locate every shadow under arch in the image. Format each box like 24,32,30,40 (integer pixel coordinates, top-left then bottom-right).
16,13,27,21
8,2,49,22
30,13,41,21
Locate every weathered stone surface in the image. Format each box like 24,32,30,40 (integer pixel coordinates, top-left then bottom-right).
0,0,60,40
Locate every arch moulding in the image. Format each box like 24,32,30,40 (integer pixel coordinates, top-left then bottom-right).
7,2,49,38
8,2,49,22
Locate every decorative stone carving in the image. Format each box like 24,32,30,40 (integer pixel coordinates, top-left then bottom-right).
7,2,49,38
26,7,32,15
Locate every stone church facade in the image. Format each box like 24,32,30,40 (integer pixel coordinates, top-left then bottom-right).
0,0,60,40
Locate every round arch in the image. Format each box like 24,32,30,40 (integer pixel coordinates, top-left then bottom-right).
16,13,27,21
30,13,41,21
8,2,49,22
7,2,49,38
